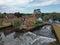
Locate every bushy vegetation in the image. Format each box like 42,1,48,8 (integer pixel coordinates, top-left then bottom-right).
14,12,23,17
41,13,60,21
12,19,22,28
32,21,42,26
33,9,60,21
0,22,3,26
0,13,5,18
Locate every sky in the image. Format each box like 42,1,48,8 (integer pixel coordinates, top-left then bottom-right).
0,0,60,13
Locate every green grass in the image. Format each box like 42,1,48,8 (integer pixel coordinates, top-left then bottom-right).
32,21,42,27
52,23,60,42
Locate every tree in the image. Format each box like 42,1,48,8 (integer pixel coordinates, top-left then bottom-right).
51,12,60,21
34,9,41,18
3,12,6,15
14,12,23,17
0,13,5,18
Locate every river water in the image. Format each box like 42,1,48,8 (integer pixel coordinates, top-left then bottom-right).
0,25,56,45
32,25,56,38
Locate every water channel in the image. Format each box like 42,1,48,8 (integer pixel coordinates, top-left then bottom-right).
0,25,56,45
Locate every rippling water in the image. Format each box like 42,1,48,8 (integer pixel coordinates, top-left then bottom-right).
32,25,56,38
0,25,56,45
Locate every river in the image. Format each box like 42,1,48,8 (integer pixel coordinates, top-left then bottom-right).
0,25,56,45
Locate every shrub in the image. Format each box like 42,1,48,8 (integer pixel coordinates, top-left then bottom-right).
12,19,22,28
0,14,5,18
0,22,3,26
32,21,42,26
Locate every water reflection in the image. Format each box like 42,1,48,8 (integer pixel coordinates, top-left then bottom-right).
0,25,56,45
32,36,56,45
0,32,15,45
49,19,60,24
0,32,39,45
32,25,56,38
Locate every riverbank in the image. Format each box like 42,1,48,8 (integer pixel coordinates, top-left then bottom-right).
52,23,60,43
0,24,56,45
0,23,59,45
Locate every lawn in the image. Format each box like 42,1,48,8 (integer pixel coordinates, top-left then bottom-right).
52,23,60,43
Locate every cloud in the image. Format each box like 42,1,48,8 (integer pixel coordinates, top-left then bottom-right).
0,0,60,6
0,5,25,13
0,0,33,13
54,0,60,4
0,0,33,5
27,0,60,7
0,0,60,13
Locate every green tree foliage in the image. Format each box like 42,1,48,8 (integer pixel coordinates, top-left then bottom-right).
43,15,50,21
14,12,23,17
51,13,60,21
3,12,6,15
41,13,60,21
0,13,5,18
34,9,41,18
